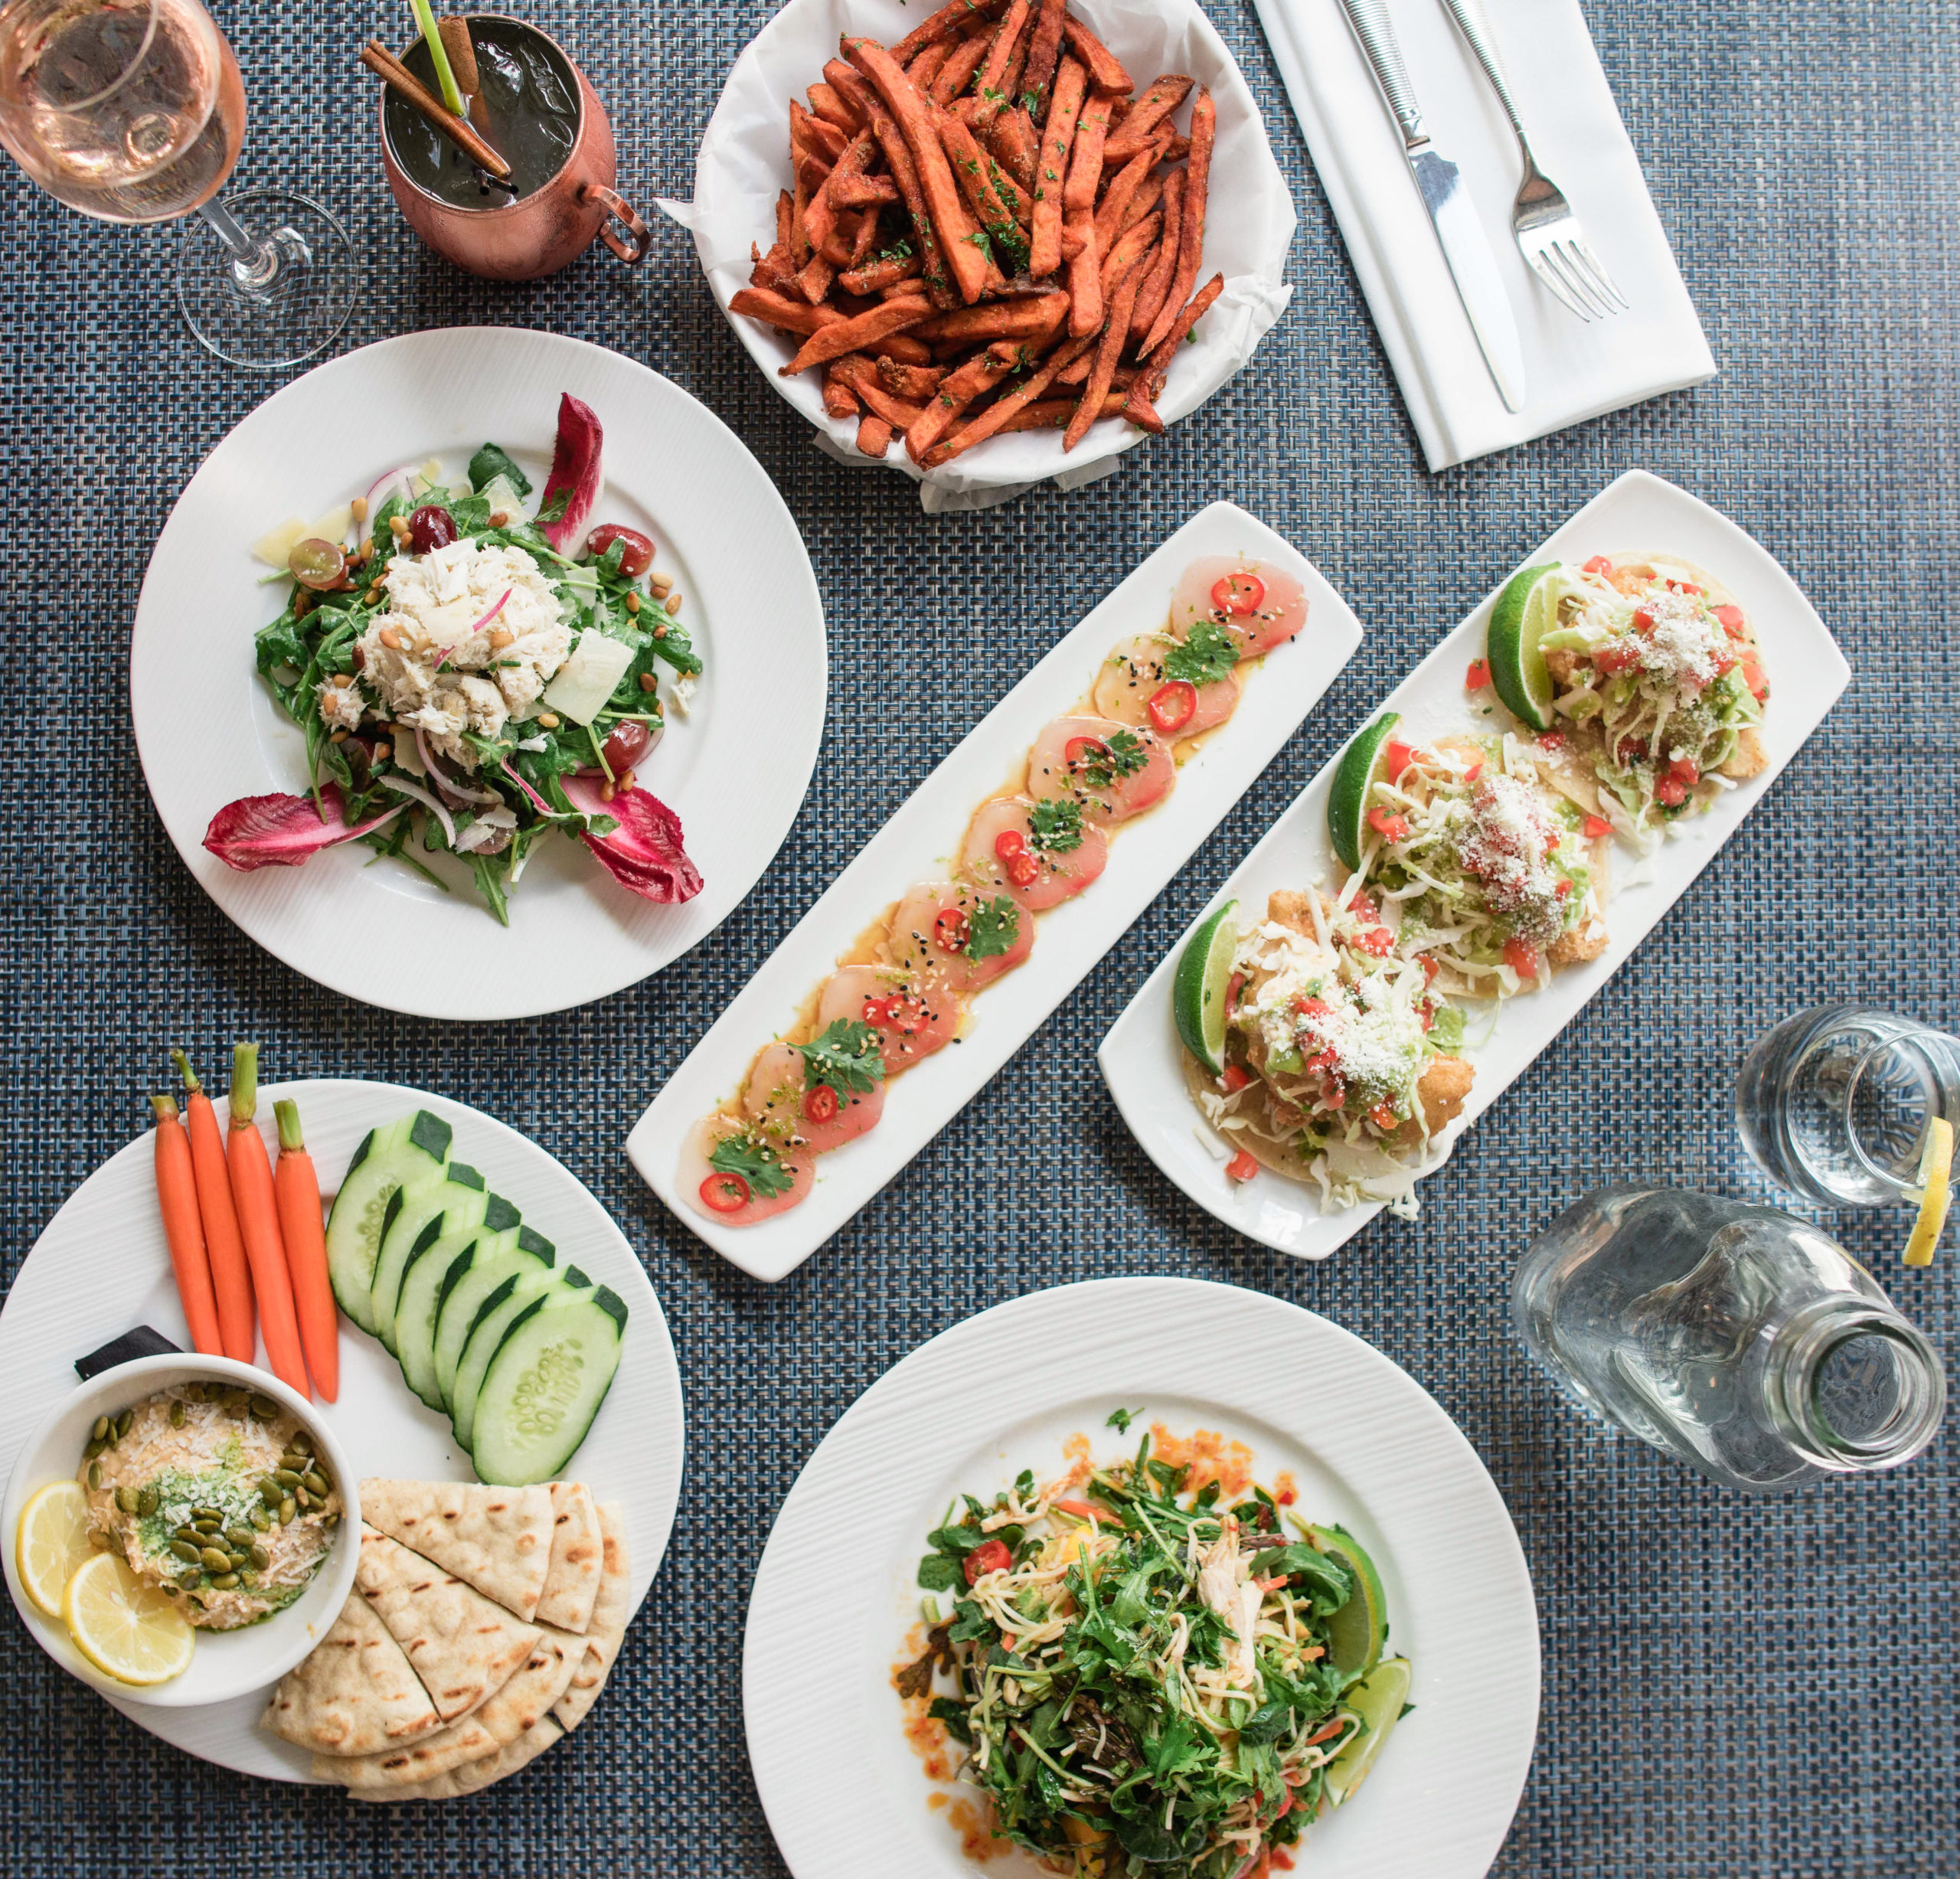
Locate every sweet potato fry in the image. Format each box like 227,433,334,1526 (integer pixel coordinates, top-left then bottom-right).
903,344,1020,459
913,292,1067,341
1021,0,1067,116
775,189,795,250
832,171,902,208
1141,88,1211,353
878,357,949,400
1067,250,1149,449
1102,73,1192,163
808,81,863,133
1121,381,1165,433
1093,145,1154,253
907,40,955,90
848,204,882,265
986,105,1039,191
797,252,836,305
1158,129,1191,164
781,292,932,374
932,31,991,104
939,113,1030,270
750,239,799,296
880,333,936,365
1119,168,1165,237
1130,168,1183,341
998,390,1125,433
1063,90,1114,211
1142,271,1223,370
847,38,991,304
731,286,847,335
822,363,862,419
805,128,876,254
923,332,1097,465
830,60,959,309
1099,210,1159,299
840,250,924,295
892,0,1005,65
1029,54,1084,276
1060,16,1132,93
1064,210,1101,335
970,0,1031,127
832,355,928,427
857,413,894,456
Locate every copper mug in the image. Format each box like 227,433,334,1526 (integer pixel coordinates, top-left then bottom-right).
379,15,648,281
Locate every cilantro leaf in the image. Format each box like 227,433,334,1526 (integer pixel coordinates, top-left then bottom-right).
1106,1407,1143,1434
1162,618,1240,687
707,1132,795,1201
468,442,532,498
1076,729,1149,789
1027,797,1084,854
916,1553,962,1591
962,894,1021,962
796,1019,886,1094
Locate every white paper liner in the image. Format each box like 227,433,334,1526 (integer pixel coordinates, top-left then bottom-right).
662,0,1296,511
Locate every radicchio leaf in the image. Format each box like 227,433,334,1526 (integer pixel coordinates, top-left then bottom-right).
537,393,603,550
203,788,403,871
558,773,704,904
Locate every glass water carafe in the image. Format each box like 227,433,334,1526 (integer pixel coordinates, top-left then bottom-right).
1514,1185,1945,1492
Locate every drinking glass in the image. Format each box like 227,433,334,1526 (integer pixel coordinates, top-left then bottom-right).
1514,1185,1945,1493
1734,1004,1960,1208
0,0,358,367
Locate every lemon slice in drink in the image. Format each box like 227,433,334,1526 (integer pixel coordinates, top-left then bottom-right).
1903,1116,1952,1268
1302,1523,1387,1677
1485,563,1563,732
15,1480,94,1619
61,1551,195,1685
1322,1655,1412,1807
1328,714,1401,871
1174,899,1240,1077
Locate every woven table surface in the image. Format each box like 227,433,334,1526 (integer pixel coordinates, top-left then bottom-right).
2,0,1955,1873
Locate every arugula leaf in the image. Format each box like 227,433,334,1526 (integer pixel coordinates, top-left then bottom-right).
962,894,1021,962
1236,1700,1293,1746
596,536,627,580
535,486,571,528
1027,797,1083,854
468,442,532,498
1105,1407,1142,1434
648,607,703,676
1250,1542,1355,1610
1162,617,1240,687
707,1132,795,1201
916,1553,961,1592
797,1019,886,1094
469,848,512,926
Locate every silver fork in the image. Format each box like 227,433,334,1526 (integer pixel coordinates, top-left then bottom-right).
1436,0,1628,320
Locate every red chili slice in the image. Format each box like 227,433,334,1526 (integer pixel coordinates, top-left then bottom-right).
1211,572,1266,617
993,829,1027,861
1225,1149,1259,1181
700,1172,750,1213
1147,681,1197,736
1064,735,1110,770
861,995,895,1026
1005,851,1040,888
802,1084,839,1125
963,1538,1012,1583
934,908,971,953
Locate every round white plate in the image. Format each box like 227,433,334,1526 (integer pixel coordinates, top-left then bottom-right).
674,0,1295,501
745,1277,1539,1879
0,1078,685,1781
132,327,827,1020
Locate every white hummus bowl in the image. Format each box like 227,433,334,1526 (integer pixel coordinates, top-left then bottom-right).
2,1355,360,1710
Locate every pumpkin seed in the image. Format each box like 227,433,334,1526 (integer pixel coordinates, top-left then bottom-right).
115,1409,134,1439
250,1395,280,1421
200,1547,231,1571
83,1436,104,1462
289,1430,314,1456
260,1480,284,1508
194,1519,221,1536
226,1551,247,1570
137,1488,159,1518
250,1544,270,1569
210,1572,240,1590
168,1400,187,1428
90,1416,109,1443
302,1470,329,1496
89,1529,112,1551
180,1382,204,1403
250,1509,271,1532
272,1469,302,1490
170,1541,201,1564
193,1505,224,1522
114,1485,138,1515
87,1462,102,1490
226,1526,254,1548
279,1497,296,1525
162,1584,181,1598
295,1485,312,1511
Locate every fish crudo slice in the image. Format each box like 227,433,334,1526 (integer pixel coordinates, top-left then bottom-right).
1169,556,1308,658
961,796,1109,911
680,1114,813,1226
1093,635,1240,740
1025,716,1175,824
887,881,1034,996
815,966,960,1076
743,1038,885,1154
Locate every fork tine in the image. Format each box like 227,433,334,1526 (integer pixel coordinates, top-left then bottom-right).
1547,242,1612,320
1528,247,1592,321
1565,235,1628,312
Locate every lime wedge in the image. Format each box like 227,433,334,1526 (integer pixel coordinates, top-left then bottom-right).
1486,563,1563,732
1903,1116,1952,1267
1174,900,1240,1077
1302,1523,1387,1676
1322,1655,1411,1806
1327,714,1401,872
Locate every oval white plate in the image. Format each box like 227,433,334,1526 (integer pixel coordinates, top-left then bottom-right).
744,1277,1540,1879
132,328,826,1021
1099,469,1853,1258
671,0,1296,500
0,1078,684,1782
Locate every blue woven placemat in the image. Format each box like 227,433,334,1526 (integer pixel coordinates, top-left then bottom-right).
2,1,1954,1873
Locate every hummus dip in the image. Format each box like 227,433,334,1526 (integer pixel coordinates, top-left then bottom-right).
79,1381,342,1630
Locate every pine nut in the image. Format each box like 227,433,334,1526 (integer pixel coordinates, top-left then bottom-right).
373,742,392,761
599,781,616,802
489,510,509,528
649,573,674,595
665,592,684,615
625,591,640,615
379,626,401,649
617,770,635,793
488,627,514,649
537,712,560,730
351,496,368,521
638,672,657,693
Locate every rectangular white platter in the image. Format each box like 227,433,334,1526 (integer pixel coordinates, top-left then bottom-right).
627,502,1364,1281
1097,469,1851,1260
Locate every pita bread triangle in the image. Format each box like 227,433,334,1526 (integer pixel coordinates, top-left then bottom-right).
359,1479,553,1621
263,1593,441,1756
553,1500,630,1734
534,1482,603,1633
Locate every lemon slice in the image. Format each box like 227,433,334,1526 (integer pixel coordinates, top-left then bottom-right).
60,1551,195,1685
1903,1116,1952,1268
15,1480,95,1619
1322,1655,1412,1806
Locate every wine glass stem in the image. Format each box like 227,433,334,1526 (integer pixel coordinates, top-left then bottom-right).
196,199,282,292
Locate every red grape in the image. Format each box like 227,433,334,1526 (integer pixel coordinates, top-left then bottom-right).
288,537,346,592
586,523,654,578
408,505,457,554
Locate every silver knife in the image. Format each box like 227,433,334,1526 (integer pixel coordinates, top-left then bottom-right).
1336,0,1526,412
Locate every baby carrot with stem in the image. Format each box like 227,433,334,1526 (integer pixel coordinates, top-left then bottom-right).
172,1050,255,1363
224,1044,310,1398
273,1099,338,1402
150,1095,222,1355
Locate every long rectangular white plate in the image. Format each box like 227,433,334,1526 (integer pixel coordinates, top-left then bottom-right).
627,502,1364,1281
1098,469,1851,1259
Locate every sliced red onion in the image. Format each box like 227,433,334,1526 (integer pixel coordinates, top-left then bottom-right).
559,773,704,904
412,721,505,806
435,588,511,671
499,757,567,820
367,464,417,512
539,394,603,550
204,789,403,871
379,773,457,850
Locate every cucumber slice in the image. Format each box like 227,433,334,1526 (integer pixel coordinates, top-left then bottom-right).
1485,563,1562,731
371,1163,484,1354
469,1280,629,1487
325,1112,452,1335
1322,1655,1412,1805
1172,899,1240,1077
433,1225,557,1413
1327,712,1401,872
449,1260,577,1451
382,1185,492,1379
397,1194,520,1410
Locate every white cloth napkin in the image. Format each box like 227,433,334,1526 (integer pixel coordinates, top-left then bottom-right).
1253,0,1716,470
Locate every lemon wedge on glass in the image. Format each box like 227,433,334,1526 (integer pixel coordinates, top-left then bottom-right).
1903,1116,1953,1268
15,1479,95,1619
60,1551,195,1685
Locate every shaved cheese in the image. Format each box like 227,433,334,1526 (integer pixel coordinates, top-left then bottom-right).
541,631,635,725
250,515,310,567
309,504,353,547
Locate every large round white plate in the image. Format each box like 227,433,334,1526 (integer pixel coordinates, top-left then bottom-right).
672,0,1295,502
132,328,827,1020
0,1078,685,1781
745,1277,1539,1879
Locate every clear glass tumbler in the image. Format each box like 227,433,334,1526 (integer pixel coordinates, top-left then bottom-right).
1514,1185,1945,1492
1735,1004,1960,1208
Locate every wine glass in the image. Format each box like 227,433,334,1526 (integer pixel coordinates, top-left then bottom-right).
0,0,358,368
